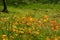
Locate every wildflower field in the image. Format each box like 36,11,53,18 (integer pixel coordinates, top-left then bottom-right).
0,4,60,40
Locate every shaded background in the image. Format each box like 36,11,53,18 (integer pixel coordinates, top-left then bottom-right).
0,0,60,5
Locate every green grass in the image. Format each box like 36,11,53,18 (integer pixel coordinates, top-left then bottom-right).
0,4,60,21
0,4,60,40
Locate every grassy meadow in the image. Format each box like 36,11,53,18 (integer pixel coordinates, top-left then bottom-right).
0,4,60,40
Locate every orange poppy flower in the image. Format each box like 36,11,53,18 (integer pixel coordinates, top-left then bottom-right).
58,23,60,26
28,16,33,21
44,15,49,19
27,22,31,26
51,20,56,25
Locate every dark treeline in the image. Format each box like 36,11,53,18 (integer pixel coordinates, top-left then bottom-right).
6,0,60,5
0,0,60,5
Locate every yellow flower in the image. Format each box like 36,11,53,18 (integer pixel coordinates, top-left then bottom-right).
21,17,25,20
19,28,24,31
3,39,7,40
2,35,8,40
32,26,35,30
19,31,24,34
15,34,18,36
13,15,17,19
29,38,32,40
1,18,4,21
15,30,19,34
58,36,60,38
35,30,40,35
4,17,8,20
10,36,14,39
27,28,32,34
20,21,25,25
13,22,18,26
2,35,7,38
44,19,47,22
11,28,16,32
54,37,58,40
46,37,50,40
43,18,49,22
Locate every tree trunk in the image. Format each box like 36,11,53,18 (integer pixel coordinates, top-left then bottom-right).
2,0,8,12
